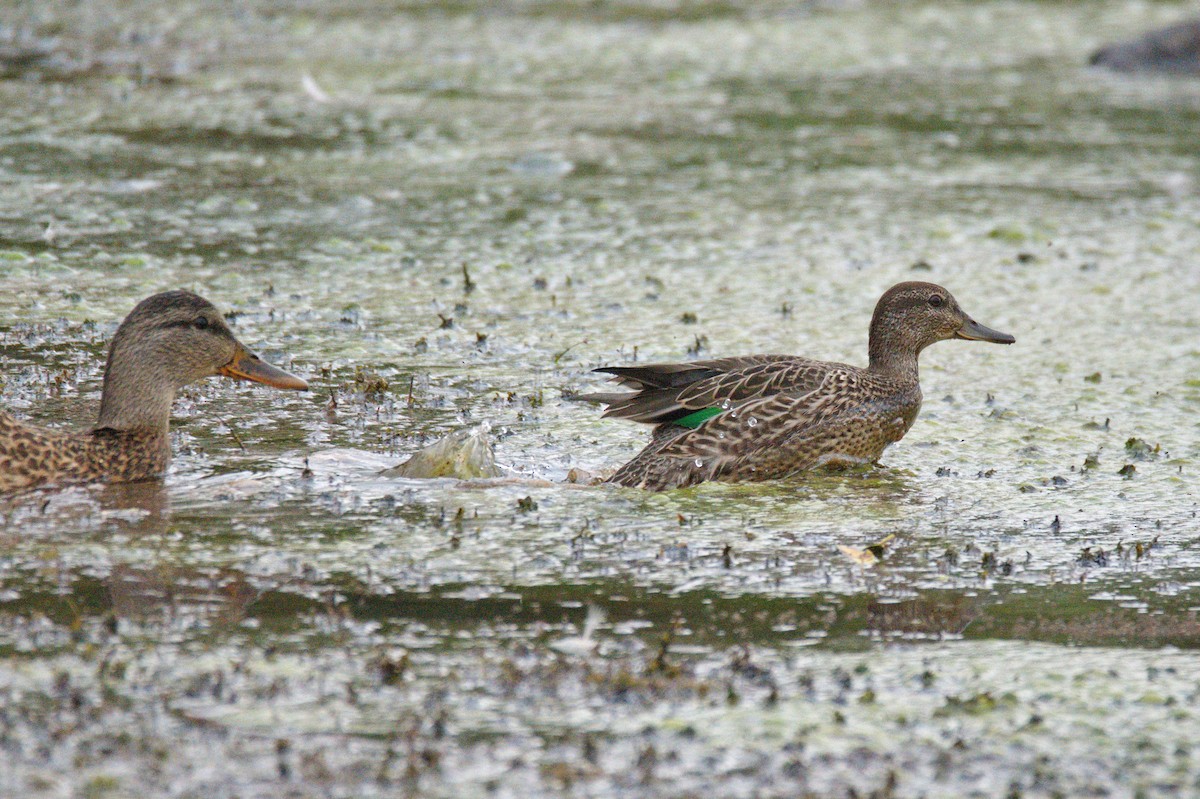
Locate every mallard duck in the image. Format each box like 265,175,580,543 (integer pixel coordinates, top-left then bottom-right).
587,281,1014,491
0,290,308,492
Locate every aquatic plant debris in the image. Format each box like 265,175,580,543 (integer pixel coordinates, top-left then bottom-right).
838,534,897,567
381,424,502,479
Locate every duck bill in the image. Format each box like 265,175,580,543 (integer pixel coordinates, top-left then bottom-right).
218,347,309,390
955,317,1016,345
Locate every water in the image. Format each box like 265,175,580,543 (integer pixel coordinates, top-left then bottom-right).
3,1,1200,796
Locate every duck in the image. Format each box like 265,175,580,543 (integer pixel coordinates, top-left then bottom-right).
586,281,1014,491
0,290,308,492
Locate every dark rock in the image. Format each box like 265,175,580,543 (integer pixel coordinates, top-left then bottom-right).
1091,20,1200,74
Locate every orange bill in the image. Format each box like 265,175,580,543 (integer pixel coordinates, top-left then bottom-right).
218,347,309,390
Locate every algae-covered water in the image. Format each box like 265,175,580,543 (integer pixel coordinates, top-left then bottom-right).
3,1,1200,796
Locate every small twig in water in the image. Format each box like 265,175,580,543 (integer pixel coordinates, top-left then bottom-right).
214,413,246,451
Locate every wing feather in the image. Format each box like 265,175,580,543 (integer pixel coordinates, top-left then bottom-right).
586,355,841,425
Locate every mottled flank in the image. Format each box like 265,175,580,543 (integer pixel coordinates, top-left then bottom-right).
0,290,307,493
1090,19,1200,74
0,413,171,492
589,282,1014,491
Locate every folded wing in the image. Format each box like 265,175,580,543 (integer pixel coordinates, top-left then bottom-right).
586,355,834,425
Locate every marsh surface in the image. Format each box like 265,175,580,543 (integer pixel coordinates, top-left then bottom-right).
3,1,1200,796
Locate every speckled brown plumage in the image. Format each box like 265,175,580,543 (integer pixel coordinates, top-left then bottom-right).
0,412,171,492
587,282,1014,491
0,290,307,493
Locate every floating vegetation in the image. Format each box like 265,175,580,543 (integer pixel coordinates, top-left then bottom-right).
382,424,501,479
1124,437,1161,461
352,365,389,397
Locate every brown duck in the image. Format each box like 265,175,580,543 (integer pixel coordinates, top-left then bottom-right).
0,290,308,492
587,281,1014,491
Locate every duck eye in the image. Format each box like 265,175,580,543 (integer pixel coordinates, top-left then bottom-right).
928,295,945,308
193,316,210,330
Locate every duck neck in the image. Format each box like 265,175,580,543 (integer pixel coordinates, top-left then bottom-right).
867,325,921,381
95,352,177,435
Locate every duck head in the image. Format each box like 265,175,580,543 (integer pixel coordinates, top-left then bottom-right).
96,290,307,432
868,281,1014,374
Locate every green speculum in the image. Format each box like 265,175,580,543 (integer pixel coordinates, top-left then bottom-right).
674,407,723,429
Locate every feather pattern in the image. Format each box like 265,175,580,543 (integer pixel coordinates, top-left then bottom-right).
604,362,921,490
587,281,1015,491
0,414,171,492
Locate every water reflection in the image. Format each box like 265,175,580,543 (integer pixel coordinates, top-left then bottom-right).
107,563,258,628
1,478,169,539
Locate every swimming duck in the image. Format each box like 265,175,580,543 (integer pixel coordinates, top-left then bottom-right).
0,290,308,492
587,281,1014,491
